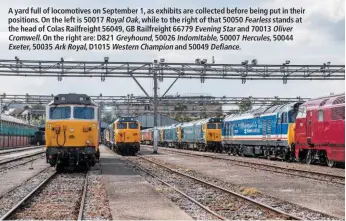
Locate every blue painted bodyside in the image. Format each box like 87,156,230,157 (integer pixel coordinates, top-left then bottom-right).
181,124,195,143
163,127,177,142
194,124,204,143
181,123,204,143
222,103,298,147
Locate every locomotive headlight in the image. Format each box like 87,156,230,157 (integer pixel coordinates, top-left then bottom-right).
86,140,90,145
70,128,74,132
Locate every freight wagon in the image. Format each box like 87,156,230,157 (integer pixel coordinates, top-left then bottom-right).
0,114,38,148
140,128,153,145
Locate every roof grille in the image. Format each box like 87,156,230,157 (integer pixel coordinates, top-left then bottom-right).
333,96,345,105
319,98,329,106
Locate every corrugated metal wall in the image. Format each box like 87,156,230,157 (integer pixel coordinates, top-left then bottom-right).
138,114,180,128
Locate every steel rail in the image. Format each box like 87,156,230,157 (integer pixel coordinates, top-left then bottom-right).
0,171,56,221
0,151,45,166
126,157,227,220
137,155,303,220
0,146,43,156
78,175,88,221
151,146,345,185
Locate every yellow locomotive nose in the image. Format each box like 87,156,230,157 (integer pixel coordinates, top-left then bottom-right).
288,123,296,148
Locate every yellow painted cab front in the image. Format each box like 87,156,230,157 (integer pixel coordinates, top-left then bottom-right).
204,122,222,143
45,94,100,172
113,117,141,156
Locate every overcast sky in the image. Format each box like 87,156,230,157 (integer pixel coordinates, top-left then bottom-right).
0,0,344,100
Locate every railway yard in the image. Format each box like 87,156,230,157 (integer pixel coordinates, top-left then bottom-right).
0,144,344,220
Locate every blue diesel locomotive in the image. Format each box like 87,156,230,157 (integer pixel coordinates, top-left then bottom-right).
222,102,302,160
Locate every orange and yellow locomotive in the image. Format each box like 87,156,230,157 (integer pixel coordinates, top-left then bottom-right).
45,94,100,171
112,116,140,156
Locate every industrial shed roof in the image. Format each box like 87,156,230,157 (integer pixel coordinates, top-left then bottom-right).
137,114,180,128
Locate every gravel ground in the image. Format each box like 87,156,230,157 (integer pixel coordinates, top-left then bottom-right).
0,153,46,172
140,155,340,220
0,167,56,218
148,146,345,177
161,148,344,185
128,157,290,220
82,165,112,220
126,161,219,220
0,146,42,155
9,172,85,220
0,149,45,161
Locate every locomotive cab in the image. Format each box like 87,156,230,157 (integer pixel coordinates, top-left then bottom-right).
113,116,141,156
202,118,223,152
45,94,100,172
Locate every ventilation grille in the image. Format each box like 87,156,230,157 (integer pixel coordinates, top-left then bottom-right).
319,98,329,106
333,96,345,105
331,106,345,120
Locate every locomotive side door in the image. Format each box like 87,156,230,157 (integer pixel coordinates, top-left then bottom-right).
276,114,282,140
230,123,234,140
262,119,267,141
267,119,271,141
306,110,312,145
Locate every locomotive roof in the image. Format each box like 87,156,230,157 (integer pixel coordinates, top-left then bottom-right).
0,114,36,126
114,116,139,123
224,102,302,121
302,93,345,110
48,93,98,106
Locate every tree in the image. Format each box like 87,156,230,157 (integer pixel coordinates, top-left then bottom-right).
101,112,117,125
238,98,252,113
270,100,288,106
31,104,45,110
216,107,223,117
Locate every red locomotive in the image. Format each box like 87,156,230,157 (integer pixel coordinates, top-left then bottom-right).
294,93,345,167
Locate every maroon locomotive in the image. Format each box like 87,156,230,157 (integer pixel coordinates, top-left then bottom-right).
294,93,345,167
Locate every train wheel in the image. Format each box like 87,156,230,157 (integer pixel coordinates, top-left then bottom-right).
85,161,90,172
327,159,336,168
306,150,313,165
56,164,64,173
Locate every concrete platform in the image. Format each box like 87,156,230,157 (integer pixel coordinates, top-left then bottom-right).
0,157,49,197
99,145,192,220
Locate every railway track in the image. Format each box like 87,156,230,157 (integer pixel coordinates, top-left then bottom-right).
151,146,345,185
0,151,46,172
0,170,56,220
129,155,305,220
0,146,43,156
0,172,87,220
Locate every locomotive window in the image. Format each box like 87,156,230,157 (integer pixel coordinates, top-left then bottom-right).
49,107,71,119
207,123,217,129
217,123,223,129
129,122,138,129
73,107,94,119
117,123,127,129
318,110,324,122
288,110,298,123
